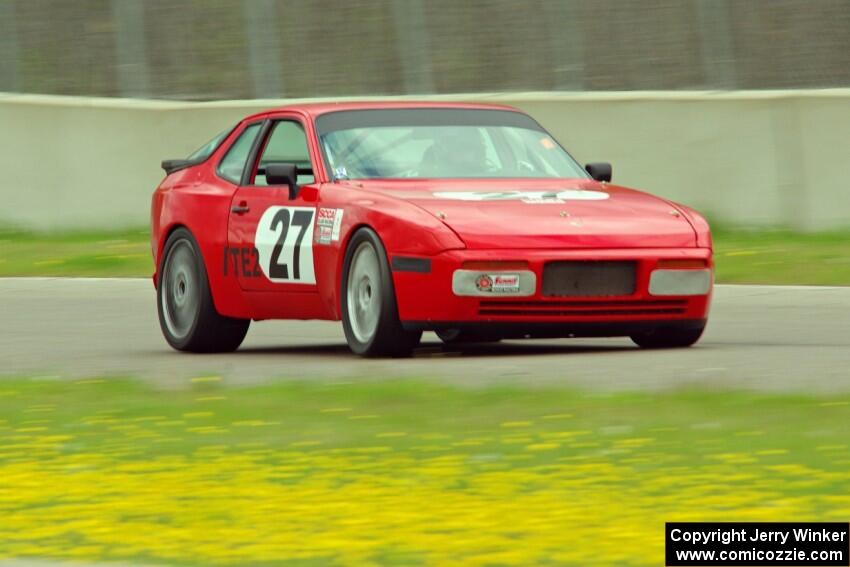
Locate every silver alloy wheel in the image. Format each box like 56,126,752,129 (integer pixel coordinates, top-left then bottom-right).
347,241,382,343
161,239,200,340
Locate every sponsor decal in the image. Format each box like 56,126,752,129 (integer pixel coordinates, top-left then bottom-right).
331,209,344,240
316,225,333,245
317,207,335,225
521,194,566,204
316,207,344,245
475,274,492,291
432,190,609,203
222,246,263,278
476,273,521,293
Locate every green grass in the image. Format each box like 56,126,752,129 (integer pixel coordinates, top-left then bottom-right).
713,226,850,285
0,226,152,277
1,377,848,468
1,225,848,284
0,377,849,566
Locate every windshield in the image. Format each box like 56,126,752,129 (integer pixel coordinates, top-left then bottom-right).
316,109,588,180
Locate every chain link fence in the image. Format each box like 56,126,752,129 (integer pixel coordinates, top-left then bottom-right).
1,0,849,100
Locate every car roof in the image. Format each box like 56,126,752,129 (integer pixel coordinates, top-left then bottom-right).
243,100,522,122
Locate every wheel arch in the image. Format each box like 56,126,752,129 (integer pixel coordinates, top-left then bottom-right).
156,221,251,319
335,222,379,318
337,224,422,356
330,207,463,320
153,222,189,288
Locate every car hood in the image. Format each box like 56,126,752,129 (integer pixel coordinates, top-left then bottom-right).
345,179,698,249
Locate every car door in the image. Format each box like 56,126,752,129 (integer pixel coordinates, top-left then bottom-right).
226,116,321,294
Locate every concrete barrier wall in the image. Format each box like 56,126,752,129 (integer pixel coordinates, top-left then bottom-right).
1,90,848,231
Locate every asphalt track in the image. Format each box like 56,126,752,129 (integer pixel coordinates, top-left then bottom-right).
1,278,848,392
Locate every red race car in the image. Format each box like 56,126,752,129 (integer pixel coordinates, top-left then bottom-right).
151,102,712,357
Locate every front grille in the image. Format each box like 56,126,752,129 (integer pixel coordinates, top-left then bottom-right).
478,299,687,317
542,261,636,297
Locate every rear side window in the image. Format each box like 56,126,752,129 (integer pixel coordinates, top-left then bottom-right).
187,128,232,161
217,123,262,183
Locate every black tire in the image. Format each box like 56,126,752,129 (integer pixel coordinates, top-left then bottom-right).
157,228,249,353
341,228,422,357
436,329,502,344
630,324,705,349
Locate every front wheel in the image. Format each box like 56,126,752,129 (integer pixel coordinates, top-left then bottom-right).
341,228,422,357
630,323,706,349
157,228,250,352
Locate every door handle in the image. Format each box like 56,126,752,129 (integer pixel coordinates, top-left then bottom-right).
231,204,250,214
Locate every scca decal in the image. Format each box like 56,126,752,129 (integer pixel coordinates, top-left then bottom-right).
315,207,344,245
254,206,316,284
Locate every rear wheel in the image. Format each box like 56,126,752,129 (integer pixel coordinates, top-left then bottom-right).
630,324,705,349
341,228,422,357
157,228,249,352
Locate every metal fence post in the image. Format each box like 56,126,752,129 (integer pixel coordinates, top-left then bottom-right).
243,0,284,99
111,0,152,98
390,0,434,94
543,0,585,91
695,0,737,89
0,0,20,92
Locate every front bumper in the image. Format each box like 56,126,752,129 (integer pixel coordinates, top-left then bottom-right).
391,247,712,335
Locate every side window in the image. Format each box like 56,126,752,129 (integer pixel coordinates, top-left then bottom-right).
187,126,233,161
216,123,262,184
255,121,315,186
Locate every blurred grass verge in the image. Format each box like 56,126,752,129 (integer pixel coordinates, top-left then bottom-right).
712,226,850,285
0,226,151,278
0,377,848,566
0,225,848,284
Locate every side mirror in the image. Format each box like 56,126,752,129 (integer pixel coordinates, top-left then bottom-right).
585,162,612,183
265,163,299,199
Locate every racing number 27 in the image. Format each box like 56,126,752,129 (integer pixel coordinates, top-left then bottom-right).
269,208,313,280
